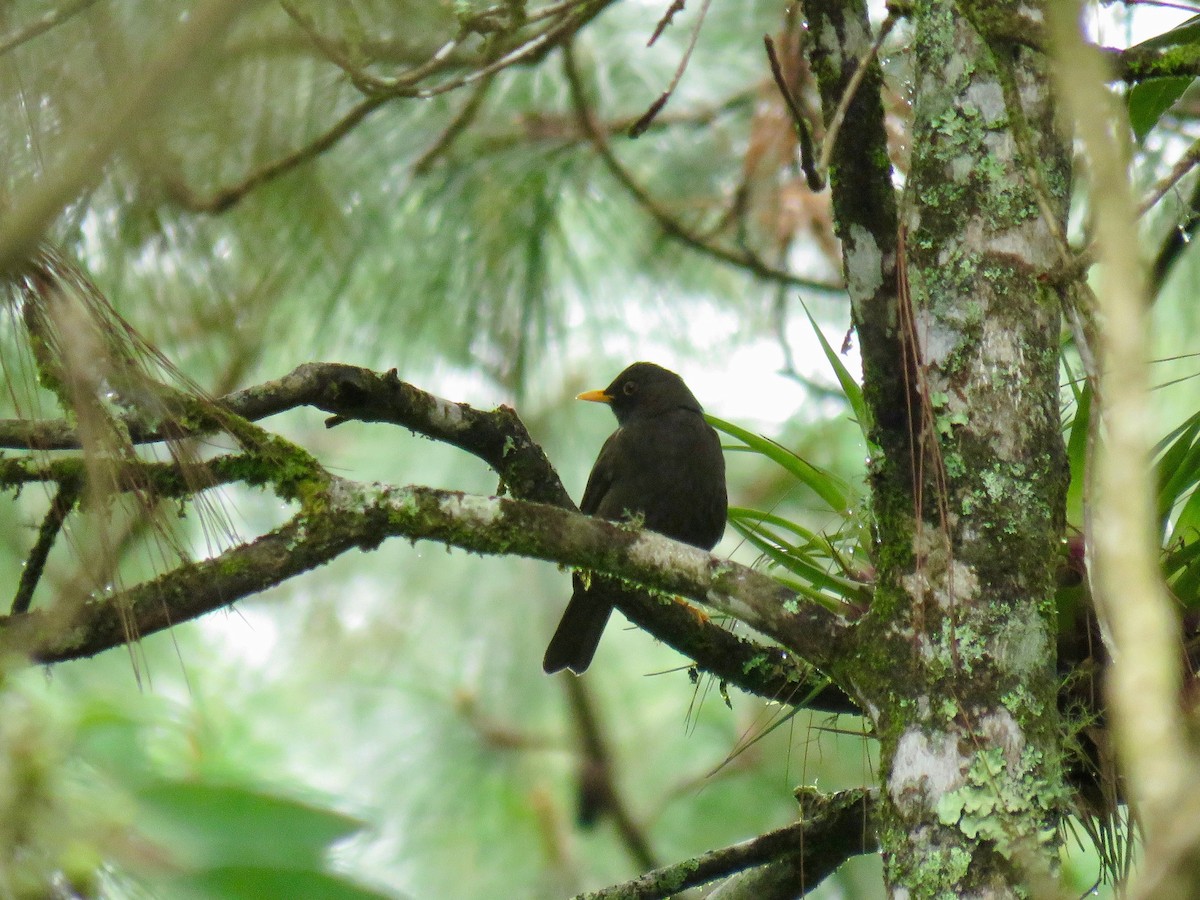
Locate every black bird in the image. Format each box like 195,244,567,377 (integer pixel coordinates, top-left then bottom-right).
542,362,727,675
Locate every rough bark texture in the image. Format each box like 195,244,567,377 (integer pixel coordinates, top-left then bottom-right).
1,476,852,673
803,0,1070,894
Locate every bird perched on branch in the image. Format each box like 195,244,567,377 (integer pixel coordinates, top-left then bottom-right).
542,362,727,675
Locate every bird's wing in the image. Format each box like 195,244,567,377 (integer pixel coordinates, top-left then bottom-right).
579,428,621,515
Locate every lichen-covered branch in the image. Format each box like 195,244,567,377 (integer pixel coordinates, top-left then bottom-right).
1113,42,1200,82
0,362,571,501
576,788,876,899
1,363,847,704
10,479,80,615
1,479,855,673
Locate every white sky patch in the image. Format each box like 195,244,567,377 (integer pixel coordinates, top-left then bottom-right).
563,292,862,430
199,601,282,667
1089,3,1195,47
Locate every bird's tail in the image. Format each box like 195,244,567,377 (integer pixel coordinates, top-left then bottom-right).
542,589,613,675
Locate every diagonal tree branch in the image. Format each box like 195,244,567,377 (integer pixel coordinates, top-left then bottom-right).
0,0,102,57
10,478,81,615
162,93,390,214
1113,43,1200,81
576,788,877,899
1,478,857,680
0,364,858,707
563,677,660,865
0,362,571,501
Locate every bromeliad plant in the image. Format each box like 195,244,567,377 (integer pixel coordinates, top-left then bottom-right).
711,318,874,622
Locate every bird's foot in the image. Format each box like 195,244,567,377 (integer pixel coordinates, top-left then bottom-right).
672,596,709,625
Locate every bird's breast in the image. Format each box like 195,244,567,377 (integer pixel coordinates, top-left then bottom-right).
595,412,726,550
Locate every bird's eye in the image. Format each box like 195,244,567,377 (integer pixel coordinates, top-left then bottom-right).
623,381,637,396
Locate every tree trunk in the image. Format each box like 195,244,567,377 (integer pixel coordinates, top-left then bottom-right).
804,0,1070,893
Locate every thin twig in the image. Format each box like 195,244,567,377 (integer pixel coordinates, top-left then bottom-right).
415,4,605,100
11,479,81,614
561,44,844,294
529,0,593,23
167,94,388,213
411,75,496,175
629,0,713,136
279,1,403,93
0,0,101,57
472,88,754,154
816,12,898,178
281,0,606,95
576,789,876,899
1138,134,1200,217
647,0,685,47
763,34,821,191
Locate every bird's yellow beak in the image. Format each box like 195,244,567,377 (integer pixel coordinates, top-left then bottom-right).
576,389,612,404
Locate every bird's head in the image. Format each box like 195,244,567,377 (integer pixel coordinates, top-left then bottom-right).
577,362,703,425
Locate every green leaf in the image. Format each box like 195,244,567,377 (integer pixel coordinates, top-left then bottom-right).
801,302,871,440
1164,529,1200,609
1156,409,1200,524
157,866,392,900
1169,483,1200,545
730,506,828,546
135,780,365,871
727,512,866,605
1128,77,1194,142
729,507,865,571
708,415,852,514
1164,525,1200,576
1064,380,1090,528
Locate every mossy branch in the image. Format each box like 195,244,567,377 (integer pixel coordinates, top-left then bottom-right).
0,478,856,675
576,788,877,899
1113,43,1200,82
0,363,856,708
